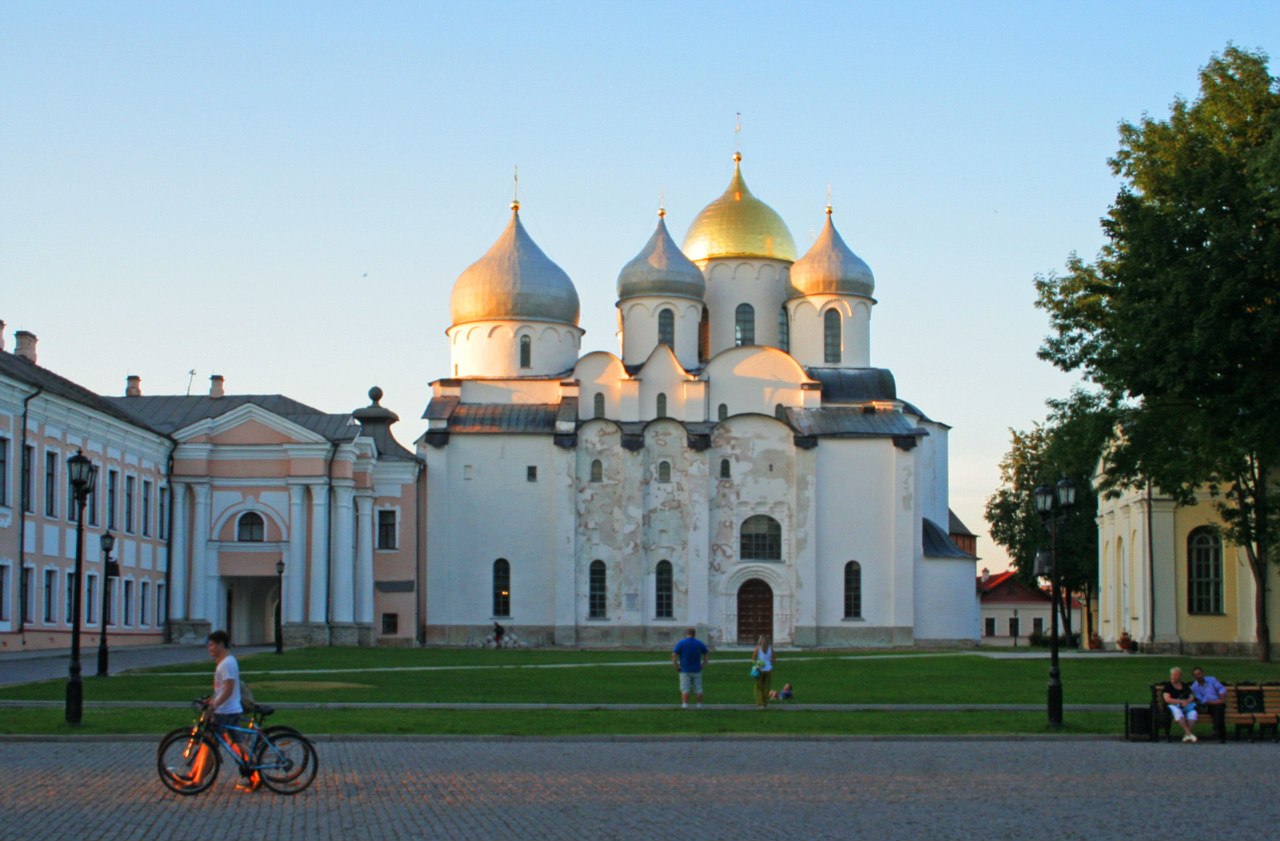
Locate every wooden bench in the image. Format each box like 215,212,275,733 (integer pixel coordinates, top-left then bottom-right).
1147,683,1275,743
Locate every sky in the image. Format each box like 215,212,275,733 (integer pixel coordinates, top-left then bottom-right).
3,1,1277,571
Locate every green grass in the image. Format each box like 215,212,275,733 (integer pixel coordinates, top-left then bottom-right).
4,647,1276,736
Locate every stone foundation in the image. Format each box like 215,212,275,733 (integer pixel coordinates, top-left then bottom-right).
168,619,212,645
328,623,360,647
283,622,331,647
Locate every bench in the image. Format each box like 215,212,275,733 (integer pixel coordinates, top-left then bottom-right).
1143,682,1280,743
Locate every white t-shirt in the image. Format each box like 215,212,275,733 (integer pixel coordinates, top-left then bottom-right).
213,654,243,715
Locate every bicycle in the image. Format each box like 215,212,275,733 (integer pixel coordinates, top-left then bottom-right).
157,699,318,795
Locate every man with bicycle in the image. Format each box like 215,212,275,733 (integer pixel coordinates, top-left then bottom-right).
205,630,261,793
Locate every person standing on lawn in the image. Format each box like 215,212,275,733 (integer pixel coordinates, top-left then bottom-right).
672,627,709,709
752,635,775,709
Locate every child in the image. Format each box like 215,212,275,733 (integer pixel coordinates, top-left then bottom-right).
769,682,794,701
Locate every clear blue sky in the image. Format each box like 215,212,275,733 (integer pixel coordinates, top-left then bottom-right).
3,1,1277,570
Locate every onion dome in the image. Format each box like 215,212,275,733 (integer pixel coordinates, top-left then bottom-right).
449,202,580,326
616,209,706,301
682,153,797,263
789,205,875,298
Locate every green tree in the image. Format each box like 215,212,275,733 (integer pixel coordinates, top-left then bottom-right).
985,390,1113,641
1035,46,1280,660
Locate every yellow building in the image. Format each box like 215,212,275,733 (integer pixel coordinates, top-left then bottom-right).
1096,479,1280,657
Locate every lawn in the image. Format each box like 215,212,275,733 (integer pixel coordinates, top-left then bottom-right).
3,647,1276,736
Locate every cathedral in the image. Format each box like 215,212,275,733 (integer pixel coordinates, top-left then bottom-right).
420,153,979,648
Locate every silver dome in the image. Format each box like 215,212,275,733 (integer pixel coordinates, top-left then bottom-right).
790,208,874,298
616,213,706,302
450,205,581,326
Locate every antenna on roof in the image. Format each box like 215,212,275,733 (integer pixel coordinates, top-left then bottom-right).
186,369,196,396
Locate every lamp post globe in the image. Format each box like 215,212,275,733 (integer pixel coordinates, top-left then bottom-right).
96,531,117,677
65,450,97,725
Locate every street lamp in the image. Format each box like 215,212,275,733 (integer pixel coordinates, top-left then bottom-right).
66,450,98,725
95,532,119,677
1034,477,1076,729
275,558,285,655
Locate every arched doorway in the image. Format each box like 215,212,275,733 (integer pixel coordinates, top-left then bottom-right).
737,578,773,643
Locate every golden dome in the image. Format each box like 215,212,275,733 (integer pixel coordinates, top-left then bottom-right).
682,154,796,263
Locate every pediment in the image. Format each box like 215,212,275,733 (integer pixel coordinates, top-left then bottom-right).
173,403,329,446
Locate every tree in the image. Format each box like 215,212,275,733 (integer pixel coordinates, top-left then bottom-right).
1035,46,1280,660
986,390,1114,641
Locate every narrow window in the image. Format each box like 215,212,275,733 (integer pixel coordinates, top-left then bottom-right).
656,393,667,418
43,569,57,623
65,570,74,625
735,303,755,346
44,451,57,517
124,475,135,533
1187,528,1223,614
590,460,603,483
824,309,841,363
655,560,673,619
984,616,996,637
0,436,8,508
141,480,152,537
382,613,399,635
157,583,167,625
86,469,98,527
593,392,605,419
778,306,790,353
86,574,98,624
658,461,671,483
844,561,862,619
519,335,532,368
140,580,150,626
1008,616,1020,639
658,308,674,347
1032,617,1044,635
698,307,710,363
740,515,782,561
237,512,265,542
123,579,134,626
377,510,397,549
719,459,731,480
493,559,511,617
104,577,115,625
22,445,34,513
718,403,728,421
0,565,9,621
158,487,169,539
526,466,537,482
106,469,118,530
588,560,607,618
20,567,33,624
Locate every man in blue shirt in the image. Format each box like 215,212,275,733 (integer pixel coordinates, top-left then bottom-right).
672,627,709,709
1191,666,1228,740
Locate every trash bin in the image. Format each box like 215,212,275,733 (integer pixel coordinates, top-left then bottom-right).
1126,704,1153,741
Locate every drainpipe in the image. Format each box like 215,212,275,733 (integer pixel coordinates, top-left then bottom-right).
414,457,426,645
323,444,338,632
16,385,43,639
162,440,176,643
1146,480,1156,650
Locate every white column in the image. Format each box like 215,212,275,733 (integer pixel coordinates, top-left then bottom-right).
286,484,307,623
188,482,211,622
355,494,375,625
169,481,189,619
331,485,355,624
307,485,330,624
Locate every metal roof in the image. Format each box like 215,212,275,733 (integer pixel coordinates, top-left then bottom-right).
805,367,897,403
104,394,357,444
786,407,924,439
445,403,560,434
0,351,164,435
923,517,977,559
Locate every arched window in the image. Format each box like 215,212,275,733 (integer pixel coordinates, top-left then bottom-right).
698,307,710,363
658,461,671,483
778,306,790,353
824,309,841,364
593,392,605,418
740,515,781,561
719,458,731,480
655,560,673,619
519,335,532,368
656,393,667,418
735,303,755,346
590,459,603,483
589,560,607,618
718,403,728,421
844,561,862,619
1188,528,1223,614
237,512,265,542
658,308,674,347
492,559,510,617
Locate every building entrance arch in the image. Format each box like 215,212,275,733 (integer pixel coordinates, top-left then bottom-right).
737,578,773,643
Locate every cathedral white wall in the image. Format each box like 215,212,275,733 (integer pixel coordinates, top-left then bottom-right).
702,259,791,355
704,346,811,418
619,298,702,370
786,296,872,368
915,421,950,529
447,320,583,378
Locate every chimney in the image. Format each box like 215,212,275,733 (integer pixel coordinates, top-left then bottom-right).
14,330,37,363
125,375,142,397
980,567,990,583
209,374,225,398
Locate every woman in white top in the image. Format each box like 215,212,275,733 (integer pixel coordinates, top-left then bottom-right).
753,635,775,708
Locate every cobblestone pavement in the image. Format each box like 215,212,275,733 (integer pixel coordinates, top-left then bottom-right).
4,738,1278,840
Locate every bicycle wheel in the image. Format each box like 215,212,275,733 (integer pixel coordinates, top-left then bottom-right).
255,729,318,795
157,728,220,795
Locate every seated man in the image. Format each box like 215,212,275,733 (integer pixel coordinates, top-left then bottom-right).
1162,667,1198,743
1190,666,1227,739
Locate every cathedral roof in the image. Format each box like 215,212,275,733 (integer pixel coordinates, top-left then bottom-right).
682,154,797,263
789,206,875,298
449,203,580,327
616,211,705,302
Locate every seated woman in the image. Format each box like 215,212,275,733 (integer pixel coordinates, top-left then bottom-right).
1162,667,1198,743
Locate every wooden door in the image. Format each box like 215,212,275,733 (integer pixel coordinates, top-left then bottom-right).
737,578,773,643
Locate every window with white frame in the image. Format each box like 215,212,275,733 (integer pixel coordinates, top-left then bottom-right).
824,309,842,364
158,486,168,539
1188,527,1224,614
65,570,74,625
658,308,674,347
44,451,58,517
844,561,862,619
123,579,134,626
124,475,135,533
0,435,8,508
140,580,150,626
735,303,755,346
141,480,152,536
20,566,33,624
86,573,98,624
106,469,117,529
42,568,57,624
377,510,397,550
157,582,167,626
22,445,33,513
593,392,605,419
588,560,607,619
655,560,673,619
0,563,10,621
740,515,782,561
237,512,265,542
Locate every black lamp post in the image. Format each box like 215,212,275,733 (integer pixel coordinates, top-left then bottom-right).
65,450,97,725
275,558,285,655
1034,477,1076,729
95,531,119,677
